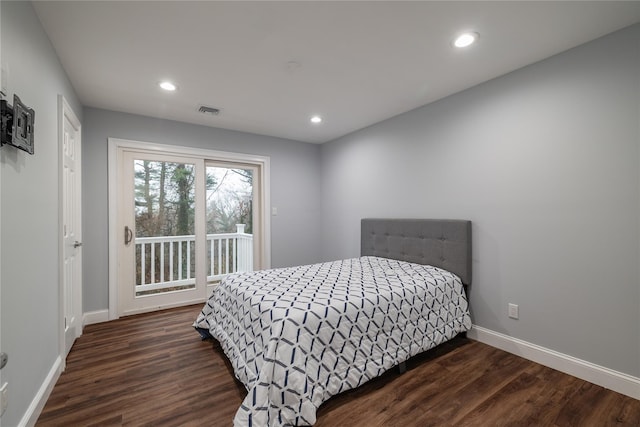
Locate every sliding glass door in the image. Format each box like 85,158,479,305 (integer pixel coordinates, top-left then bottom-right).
114,144,267,317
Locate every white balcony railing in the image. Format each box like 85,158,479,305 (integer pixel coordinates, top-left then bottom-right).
135,224,253,293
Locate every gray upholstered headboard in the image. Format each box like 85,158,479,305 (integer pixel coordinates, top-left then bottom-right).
361,218,472,286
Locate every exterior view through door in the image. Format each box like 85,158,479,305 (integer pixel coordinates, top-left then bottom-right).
205,163,254,283
133,162,254,295
110,139,269,318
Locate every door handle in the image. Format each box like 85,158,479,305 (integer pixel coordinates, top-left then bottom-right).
73,241,83,248
124,226,133,246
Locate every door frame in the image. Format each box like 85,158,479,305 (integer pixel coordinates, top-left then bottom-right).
107,138,271,320
58,95,82,367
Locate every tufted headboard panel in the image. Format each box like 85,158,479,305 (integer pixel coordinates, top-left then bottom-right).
361,218,472,286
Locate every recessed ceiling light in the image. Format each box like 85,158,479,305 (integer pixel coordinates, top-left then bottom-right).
453,32,479,48
310,115,323,124
159,81,177,91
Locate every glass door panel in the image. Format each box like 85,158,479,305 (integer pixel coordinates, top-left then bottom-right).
134,160,196,296
205,165,254,283
118,150,206,316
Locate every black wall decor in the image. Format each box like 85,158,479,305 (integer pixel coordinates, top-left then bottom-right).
1,94,35,155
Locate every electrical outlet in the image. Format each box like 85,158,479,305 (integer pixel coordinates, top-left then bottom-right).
1,382,8,417
508,303,519,319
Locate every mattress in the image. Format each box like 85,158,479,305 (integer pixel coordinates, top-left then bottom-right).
194,256,472,426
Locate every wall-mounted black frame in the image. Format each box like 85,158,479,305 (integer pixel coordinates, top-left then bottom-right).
1,94,35,155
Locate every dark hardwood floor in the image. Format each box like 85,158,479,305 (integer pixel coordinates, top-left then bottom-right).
37,305,639,426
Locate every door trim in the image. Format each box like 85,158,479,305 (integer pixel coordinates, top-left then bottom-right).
107,137,271,320
58,95,82,368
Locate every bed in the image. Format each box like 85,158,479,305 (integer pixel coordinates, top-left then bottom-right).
194,218,472,427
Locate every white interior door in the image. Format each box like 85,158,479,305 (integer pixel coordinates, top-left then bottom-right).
60,96,82,357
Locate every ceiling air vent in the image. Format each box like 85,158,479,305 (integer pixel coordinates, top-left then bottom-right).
198,105,220,115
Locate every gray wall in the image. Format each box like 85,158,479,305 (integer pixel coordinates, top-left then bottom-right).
82,108,322,312
0,2,83,425
320,24,640,377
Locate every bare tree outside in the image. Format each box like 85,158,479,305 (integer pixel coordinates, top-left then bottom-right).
206,167,253,235
134,160,196,238
205,166,253,278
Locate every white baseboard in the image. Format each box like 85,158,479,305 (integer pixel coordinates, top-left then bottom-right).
83,309,109,326
468,325,640,400
19,356,62,427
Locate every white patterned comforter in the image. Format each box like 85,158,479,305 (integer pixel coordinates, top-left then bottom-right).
194,256,471,427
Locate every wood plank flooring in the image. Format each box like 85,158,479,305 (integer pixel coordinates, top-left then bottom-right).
37,305,639,426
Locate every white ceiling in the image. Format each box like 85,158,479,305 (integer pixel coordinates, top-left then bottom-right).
33,1,640,144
